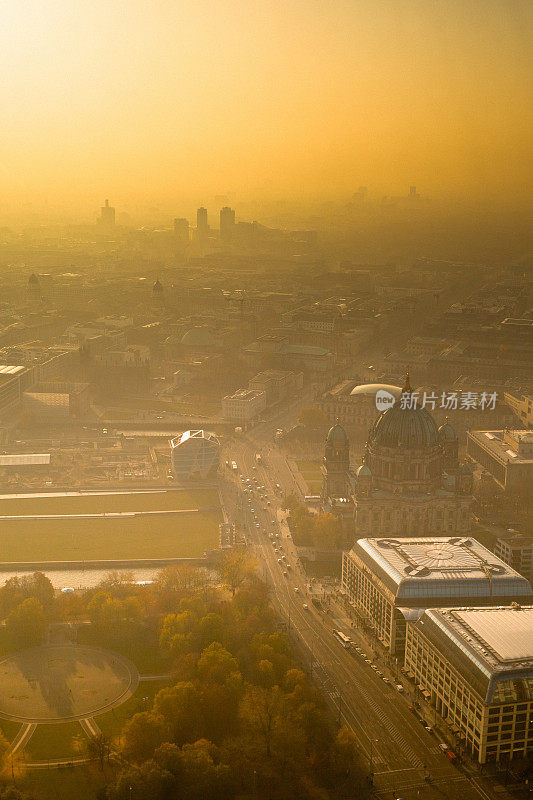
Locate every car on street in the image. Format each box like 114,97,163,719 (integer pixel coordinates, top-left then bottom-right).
303,603,309,610
294,587,300,593
438,743,449,751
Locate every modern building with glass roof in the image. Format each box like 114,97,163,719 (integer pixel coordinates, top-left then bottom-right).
405,605,533,763
170,430,220,482
342,536,532,655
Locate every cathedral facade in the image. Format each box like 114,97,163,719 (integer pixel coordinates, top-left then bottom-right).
321,376,473,543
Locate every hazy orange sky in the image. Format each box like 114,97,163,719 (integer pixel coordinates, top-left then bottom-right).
1,0,532,214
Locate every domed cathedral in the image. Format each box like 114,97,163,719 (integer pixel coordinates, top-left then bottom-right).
351,370,473,540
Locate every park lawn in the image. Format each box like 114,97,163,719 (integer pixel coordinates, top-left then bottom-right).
0,509,221,562
0,487,219,517
24,721,88,762
23,764,110,800
96,679,171,739
0,717,22,742
296,460,322,494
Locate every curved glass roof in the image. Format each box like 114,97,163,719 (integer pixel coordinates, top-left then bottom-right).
352,537,533,603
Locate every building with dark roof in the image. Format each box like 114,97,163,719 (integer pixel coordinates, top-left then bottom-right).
351,372,473,540
405,605,533,763
342,536,532,656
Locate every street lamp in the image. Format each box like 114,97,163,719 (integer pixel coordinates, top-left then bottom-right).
369,738,379,784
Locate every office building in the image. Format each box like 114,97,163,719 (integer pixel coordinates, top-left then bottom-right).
220,206,236,241
494,532,533,584
466,429,533,492
222,388,266,424
196,207,208,240
342,536,532,656
99,199,115,227
405,605,533,763
173,218,189,243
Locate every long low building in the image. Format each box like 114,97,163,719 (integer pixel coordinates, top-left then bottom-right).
405,605,533,764
342,536,533,656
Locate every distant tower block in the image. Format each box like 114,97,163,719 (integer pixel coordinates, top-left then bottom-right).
152,279,164,307
219,206,236,241
196,207,208,240
99,199,116,226
173,218,189,244
28,272,41,303
409,186,419,199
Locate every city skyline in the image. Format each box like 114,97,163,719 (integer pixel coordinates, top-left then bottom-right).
1,0,532,216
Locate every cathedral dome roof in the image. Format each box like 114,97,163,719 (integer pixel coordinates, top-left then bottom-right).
180,326,214,347
327,423,348,444
356,464,372,478
153,279,164,293
438,418,457,441
28,273,39,285
369,403,439,450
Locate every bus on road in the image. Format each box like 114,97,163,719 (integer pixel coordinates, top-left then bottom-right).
333,630,351,648
231,461,238,472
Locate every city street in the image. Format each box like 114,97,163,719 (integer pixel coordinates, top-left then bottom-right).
220,438,508,800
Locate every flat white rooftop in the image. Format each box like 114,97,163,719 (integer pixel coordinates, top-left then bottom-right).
455,607,533,662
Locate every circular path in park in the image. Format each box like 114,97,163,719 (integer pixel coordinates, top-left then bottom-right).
0,644,139,723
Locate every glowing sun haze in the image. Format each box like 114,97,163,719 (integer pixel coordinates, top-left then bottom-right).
1,0,532,213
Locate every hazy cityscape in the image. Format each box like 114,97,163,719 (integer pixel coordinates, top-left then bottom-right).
0,2,532,800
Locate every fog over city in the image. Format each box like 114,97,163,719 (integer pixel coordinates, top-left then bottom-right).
0,2,531,800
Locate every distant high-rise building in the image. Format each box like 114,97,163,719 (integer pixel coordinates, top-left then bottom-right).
99,199,115,226
196,207,208,240
220,206,236,241
409,185,419,199
352,186,368,205
173,217,189,243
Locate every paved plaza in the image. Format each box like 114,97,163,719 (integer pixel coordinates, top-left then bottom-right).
0,644,139,722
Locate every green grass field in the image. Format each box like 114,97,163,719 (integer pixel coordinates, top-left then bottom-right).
24,722,87,761
0,717,22,743
0,489,221,562
296,460,322,494
96,679,171,739
23,765,109,800
0,488,218,516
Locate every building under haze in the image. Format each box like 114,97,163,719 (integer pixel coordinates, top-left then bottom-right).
342,536,533,657
196,207,208,240
405,605,533,764
219,206,235,241
173,217,189,244
466,429,533,492
170,429,220,482
98,199,115,227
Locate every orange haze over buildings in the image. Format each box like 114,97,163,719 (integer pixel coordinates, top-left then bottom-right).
1,0,531,215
